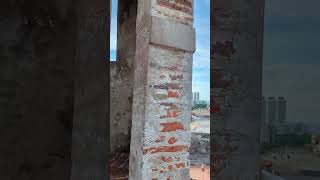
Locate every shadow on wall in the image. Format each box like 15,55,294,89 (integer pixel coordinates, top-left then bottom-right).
0,0,75,179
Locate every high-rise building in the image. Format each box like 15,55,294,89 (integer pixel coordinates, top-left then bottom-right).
261,96,287,144
261,96,266,123
268,97,276,125
260,96,269,143
196,92,200,103
193,92,197,105
192,92,200,105
277,97,287,124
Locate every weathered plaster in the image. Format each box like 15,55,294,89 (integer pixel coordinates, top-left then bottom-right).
129,0,195,179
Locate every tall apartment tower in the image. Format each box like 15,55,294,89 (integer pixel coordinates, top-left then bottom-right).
261,96,269,143
261,96,267,122
196,92,200,103
277,97,287,124
268,97,277,143
268,97,276,125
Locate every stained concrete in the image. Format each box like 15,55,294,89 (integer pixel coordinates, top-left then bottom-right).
211,0,265,179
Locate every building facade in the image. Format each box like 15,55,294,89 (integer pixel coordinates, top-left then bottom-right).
278,97,287,124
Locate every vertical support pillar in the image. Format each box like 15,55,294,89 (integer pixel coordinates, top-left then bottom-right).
110,0,137,153
211,0,265,180
70,0,109,179
129,0,195,179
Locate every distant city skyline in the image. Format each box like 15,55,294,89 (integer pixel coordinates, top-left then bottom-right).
263,0,320,125
262,96,287,125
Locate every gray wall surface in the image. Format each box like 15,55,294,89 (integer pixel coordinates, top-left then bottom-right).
211,0,265,179
0,1,75,179
0,0,110,179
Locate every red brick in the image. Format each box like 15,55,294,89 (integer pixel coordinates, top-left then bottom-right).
167,90,179,98
159,157,173,163
168,137,178,144
160,122,184,132
175,163,185,168
143,145,188,154
167,110,180,118
160,102,179,110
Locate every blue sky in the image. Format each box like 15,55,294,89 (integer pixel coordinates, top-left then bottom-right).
110,0,210,102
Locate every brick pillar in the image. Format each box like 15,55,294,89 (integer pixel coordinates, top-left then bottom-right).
129,0,195,179
211,0,265,180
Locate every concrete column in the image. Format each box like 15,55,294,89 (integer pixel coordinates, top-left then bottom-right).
211,0,265,180
129,0,195,179
70,0,109,179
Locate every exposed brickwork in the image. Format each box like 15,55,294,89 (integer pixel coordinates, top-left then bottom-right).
160,122,184,132
129,0,194,179
156,0,192,14
143,145,188,154
168,137,178,144
152,0,194,25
